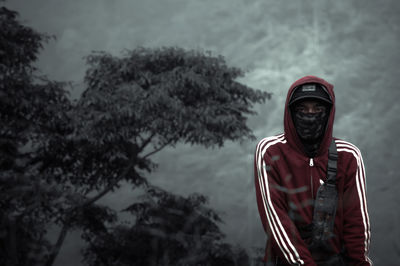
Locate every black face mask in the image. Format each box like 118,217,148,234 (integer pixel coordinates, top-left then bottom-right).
292,109,329,157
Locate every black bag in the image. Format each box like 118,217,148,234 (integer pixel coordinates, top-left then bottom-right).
300,140,347,265
273,140,346,266
309,139,338,252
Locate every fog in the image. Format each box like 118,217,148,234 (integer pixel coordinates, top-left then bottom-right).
6,0,400,265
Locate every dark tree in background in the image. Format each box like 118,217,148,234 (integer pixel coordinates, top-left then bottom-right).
82,186,250,266
0,6,72,266
0,5,269,266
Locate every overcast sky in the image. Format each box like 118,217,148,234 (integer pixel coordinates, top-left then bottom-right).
6,0,400,265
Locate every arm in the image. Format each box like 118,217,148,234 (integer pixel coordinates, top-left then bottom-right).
254,138,316,265
341,148,372,265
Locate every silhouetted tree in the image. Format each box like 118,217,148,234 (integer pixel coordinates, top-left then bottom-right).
82,186,250,266
0,5,270,266
0,5,71,266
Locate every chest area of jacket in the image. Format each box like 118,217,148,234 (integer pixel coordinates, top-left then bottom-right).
271,154,343,199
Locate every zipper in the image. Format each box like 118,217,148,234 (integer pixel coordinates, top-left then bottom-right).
309,158,314,199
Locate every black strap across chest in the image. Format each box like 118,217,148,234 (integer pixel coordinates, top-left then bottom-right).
308,138,339,252
326,139,338,185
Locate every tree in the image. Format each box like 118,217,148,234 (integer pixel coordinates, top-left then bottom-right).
49,45,268,265
82,186,250,266
0,5,270,266
0,5,71,266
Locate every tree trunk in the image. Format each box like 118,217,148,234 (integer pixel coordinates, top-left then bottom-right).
6,216,18,266
45,223,69,266
44,157,138,266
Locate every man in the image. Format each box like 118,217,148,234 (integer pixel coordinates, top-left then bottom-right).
254,76,372,265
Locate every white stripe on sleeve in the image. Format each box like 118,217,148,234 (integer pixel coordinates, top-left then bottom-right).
256,134,304,265
336,140,372,265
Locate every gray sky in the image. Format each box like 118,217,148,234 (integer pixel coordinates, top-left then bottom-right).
6,0,400,265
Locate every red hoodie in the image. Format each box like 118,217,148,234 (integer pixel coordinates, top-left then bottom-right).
254,76,372,265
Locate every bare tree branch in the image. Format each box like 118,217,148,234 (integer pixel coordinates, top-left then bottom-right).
138,132,156,152
142,139,174,159
80,158,138,209
45,223,69,266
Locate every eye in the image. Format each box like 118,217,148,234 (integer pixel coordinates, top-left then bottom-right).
295,106,306,112
315,105,326,113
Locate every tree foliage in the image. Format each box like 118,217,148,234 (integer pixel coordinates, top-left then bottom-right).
81,47,269,148
82,186,250,266
0,6,71,266
0,5,269,266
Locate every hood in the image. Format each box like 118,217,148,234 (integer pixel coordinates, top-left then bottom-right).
284,75,336,158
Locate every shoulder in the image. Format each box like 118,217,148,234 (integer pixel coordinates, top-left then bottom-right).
255,133,287,155
334,139,363,157
334,138,364,167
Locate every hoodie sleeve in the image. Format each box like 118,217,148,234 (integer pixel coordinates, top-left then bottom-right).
341,146,372,265
254,138,316,266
